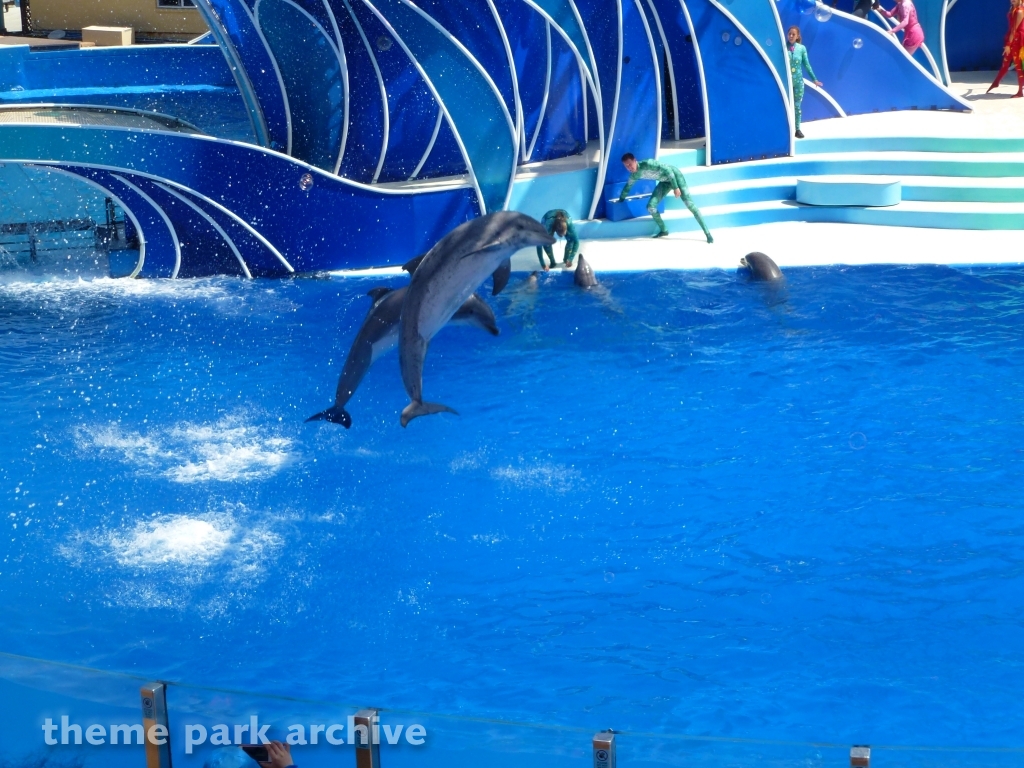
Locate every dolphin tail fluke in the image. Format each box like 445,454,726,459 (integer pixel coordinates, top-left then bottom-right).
305,406,352,428
400,401,458,428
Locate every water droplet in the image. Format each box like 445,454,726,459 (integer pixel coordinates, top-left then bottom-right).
721,31,731,42
734,35,743,45
765,37,773,46
376,35,392,51
299,173,314,191
814,3,833,21
849,432,867,450
604,571,615,582
761,593,772,604
853,37,864,49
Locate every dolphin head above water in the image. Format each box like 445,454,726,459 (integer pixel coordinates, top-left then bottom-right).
740,252,783,281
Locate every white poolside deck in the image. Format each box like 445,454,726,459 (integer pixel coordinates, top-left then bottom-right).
550,72,1024,274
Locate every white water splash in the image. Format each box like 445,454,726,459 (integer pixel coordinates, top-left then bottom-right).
76,416,295,483
490,463,581,493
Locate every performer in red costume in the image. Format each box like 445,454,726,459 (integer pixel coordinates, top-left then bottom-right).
987,0,1024,97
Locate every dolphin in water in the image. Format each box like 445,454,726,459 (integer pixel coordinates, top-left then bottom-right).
740,252,783,281
399,211,554,427
404,252,512,296
573,254,598,288
307,287,498,428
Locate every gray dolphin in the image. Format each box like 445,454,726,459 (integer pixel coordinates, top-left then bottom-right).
307,287,498,428
740,252,783,281
404,252,512,296
573,254,598,288
399,211,554,427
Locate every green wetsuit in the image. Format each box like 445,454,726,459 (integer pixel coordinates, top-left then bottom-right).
788,42,817,131
618,159,712,242
536,209,580,267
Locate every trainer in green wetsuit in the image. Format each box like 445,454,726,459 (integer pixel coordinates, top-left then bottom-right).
617,154,713,242
536,209,580,269
786,26,822,139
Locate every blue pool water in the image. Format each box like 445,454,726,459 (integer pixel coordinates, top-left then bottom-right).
0,264,1022,750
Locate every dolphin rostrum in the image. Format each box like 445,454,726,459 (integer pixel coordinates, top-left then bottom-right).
307,287,499,428
573,254,598,288
740,252,783,281
399,211,554,427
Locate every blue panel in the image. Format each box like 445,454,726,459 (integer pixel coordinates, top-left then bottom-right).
530,31,588,161
0,125,480,272
332,0,387,181
257,0,346,171
650,0,706,139
126,177,247,278
172,187,293,278
495,0,549,156
67,168,179,278
715,0,790,99
642,2,673,140
525,0,598,80
343,0,461,180
686,0,792,164
946,0,1004,71
573,0,619,142
195,0,291,150
801,83,844,121
365,0,517,212
413,0,518,122
777,0,969,115
416,114,472,179
605,0,660,184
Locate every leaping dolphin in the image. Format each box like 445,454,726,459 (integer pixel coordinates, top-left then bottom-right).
404,252,512,296
740,252,783,281
399,212,554,427
307,287,498,428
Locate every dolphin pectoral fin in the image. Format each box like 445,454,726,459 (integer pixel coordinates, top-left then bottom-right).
491,258,512,296
400,401,458,428
306,407,352,428
367,287,393,303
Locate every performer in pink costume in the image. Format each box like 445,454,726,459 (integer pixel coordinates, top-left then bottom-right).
876,0,925,55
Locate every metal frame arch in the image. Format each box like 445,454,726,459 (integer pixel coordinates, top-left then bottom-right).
360,0,488,210
319,0,353,171
409,107,444,180
252,0,296,155
341,0,391,182
110,172,182,278
803,80,847,116
645,0,680,140
396,0,520,208
40,165,148,278
767,0,793,106
677,0,712,166
277,0,351,170
486,0,526,155
192,0,273,147
708,0,794,156
526,22,554,162
155,181,253,278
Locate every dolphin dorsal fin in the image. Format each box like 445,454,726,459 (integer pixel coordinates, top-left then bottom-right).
402,253,427,274
367,287,392,302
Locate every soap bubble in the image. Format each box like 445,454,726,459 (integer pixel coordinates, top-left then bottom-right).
853,37,864,48
765,37,773,46
376,35,392,51
734,35,743,45
721,31,731,42
814,3,832,21
299,173,314,191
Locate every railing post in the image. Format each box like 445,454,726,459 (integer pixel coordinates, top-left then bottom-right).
593,731,616,768
141,683,172,768
353,708,381,768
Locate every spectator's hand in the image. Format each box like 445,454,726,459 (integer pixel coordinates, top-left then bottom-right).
814,80,823,87
259,741,294,768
